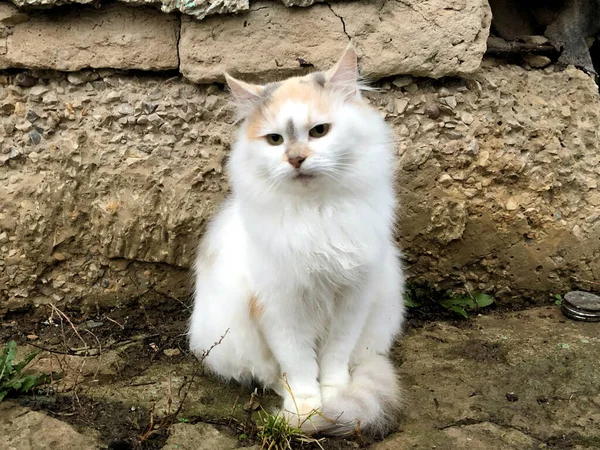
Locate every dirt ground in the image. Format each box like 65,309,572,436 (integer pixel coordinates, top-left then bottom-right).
1,300,599,450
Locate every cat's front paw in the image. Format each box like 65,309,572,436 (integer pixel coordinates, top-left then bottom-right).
282,395,322,427
320,371,350,402
320,384,346,402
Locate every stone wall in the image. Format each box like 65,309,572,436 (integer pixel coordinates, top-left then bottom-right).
1,0,599,314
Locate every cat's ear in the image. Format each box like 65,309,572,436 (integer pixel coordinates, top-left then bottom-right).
224,73,264,112
326,43,359,97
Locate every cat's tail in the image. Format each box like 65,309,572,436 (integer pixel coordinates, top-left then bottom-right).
303,354,403,437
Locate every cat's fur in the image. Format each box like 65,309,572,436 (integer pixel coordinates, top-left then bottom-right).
189,44,405,436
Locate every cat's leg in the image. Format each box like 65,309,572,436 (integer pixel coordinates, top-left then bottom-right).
350,249,404,363
256,294,322,423
318,284,374,403
319,249,404,403
189,274,281,390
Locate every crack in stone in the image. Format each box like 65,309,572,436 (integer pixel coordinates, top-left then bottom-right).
326,3,350,41
175,14,182,69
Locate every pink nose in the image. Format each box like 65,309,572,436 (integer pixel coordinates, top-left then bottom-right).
288,156,306,169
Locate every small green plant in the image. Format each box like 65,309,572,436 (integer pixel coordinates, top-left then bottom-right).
439,292,495,318
553,294,563,305
404,291,421,308
0,341,50,402
256,409,323,450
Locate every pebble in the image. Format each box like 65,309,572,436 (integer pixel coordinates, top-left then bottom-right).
105,91,121,102
204,95,219,110
26,334,39,341
26,110,40,123
85,320,104,329
147,113,164,126
118,103,134,115
442,96,457,109
14,102,26,117
523,55,552,69
505,198,519,211
460,111,474,125
163,348,181,357
206,84,220,95
1,103,15,115
425,104,441,119
42,92,58,104
29,86,49,97
14,73,37,87
142,101,158,114
392,76,413,88
395,98,409,114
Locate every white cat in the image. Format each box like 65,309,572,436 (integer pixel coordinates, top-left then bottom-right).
189,44,405,436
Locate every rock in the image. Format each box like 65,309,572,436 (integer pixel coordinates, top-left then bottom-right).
392,76,413,88
118,103,134,115
163,348,181,357
180,0,491,83
29,85,48,97
147,113,164,126
67,72,93,85
521,35,549,46
386,307,600,448
0,402,100,450
505,197,519,211
42,92,58,104
28,129,41,145
0,6,29,26
161,421,256,450
14,73,37,87
105,91,121,102
442,96,458,109
424,103,441,119
394,98,409,115
523,54,552,69
0,3,179,72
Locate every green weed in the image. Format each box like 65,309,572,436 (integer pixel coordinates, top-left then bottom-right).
0,341,50,402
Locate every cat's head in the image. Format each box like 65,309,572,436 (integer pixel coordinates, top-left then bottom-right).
225,44,392,198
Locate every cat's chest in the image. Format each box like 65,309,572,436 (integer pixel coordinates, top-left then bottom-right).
244,201,381,275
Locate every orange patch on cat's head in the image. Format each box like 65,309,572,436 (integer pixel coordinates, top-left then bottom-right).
245,75,330,141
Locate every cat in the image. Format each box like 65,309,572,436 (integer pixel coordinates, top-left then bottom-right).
188,44,405,436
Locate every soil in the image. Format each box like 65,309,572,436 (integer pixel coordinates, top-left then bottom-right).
2,300,599,449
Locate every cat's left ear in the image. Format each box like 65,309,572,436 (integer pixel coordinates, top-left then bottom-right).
326,43,360,98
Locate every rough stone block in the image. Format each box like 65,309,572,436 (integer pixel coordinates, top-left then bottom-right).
0,3,179,71
180,0,492,83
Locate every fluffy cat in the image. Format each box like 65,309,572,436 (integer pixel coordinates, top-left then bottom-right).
189,44,405,436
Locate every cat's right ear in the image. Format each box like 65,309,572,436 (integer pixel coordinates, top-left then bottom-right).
224,73,264,113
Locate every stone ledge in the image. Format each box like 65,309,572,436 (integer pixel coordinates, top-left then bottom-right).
0,3,180,71
1,0,492,82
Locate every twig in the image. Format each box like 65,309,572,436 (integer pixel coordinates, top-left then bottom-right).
169,329,230,423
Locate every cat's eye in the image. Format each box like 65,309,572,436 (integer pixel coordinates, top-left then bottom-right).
266,134,284,146
309,124,330,138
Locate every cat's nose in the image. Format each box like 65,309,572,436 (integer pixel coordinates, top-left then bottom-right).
288,156,306,169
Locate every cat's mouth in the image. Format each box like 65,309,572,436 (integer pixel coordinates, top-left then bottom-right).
294,172,315,181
